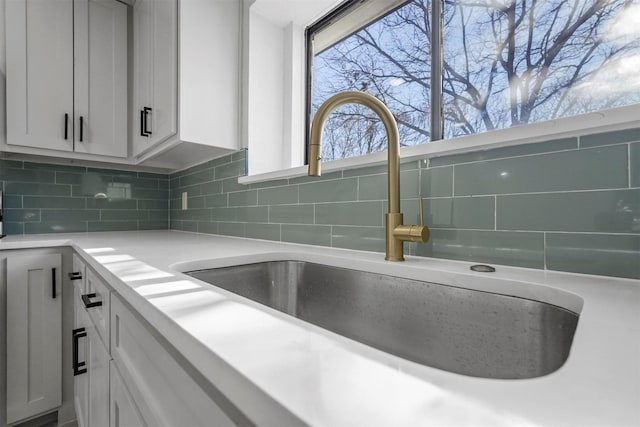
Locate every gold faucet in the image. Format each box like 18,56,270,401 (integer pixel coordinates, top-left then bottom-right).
308,91,429,261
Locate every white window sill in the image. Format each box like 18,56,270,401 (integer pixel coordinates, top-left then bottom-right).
238,104,640,185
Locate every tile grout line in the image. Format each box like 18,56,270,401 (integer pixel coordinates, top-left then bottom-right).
628,143,632,188
494,196,497,230
543,232,547,270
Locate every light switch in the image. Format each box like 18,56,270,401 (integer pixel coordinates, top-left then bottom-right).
181,192,188,210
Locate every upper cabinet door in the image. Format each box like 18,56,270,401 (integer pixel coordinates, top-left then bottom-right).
74,0,128,158
133,0,178,157
5,0,74,152
133,0,154,155
150,0,178,147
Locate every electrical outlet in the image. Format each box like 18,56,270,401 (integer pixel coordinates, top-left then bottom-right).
181,192,188,210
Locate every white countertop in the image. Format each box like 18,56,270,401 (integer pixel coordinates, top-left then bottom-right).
2,231,639,426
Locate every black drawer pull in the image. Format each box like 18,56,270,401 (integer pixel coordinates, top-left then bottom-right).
69,272,83,280
81,293,103,309
72,328,87,376
52,268,57,299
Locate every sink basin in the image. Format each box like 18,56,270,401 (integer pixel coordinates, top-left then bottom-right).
186,261,579,379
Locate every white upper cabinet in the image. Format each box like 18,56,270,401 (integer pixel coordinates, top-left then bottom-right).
5,0,74,152
5,0,128,159
133,0,241,170
74,0,128,158
133,0,178,155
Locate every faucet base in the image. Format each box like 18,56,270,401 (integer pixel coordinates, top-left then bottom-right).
385,213,405,261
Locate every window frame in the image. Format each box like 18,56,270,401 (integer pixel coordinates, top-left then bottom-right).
238,0,640,184
303,0,639,163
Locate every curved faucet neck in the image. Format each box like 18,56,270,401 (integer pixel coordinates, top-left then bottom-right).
308,91,400,214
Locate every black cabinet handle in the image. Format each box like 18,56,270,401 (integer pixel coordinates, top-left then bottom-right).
81,293,103,309
79,116,84,142
72,328,87,376
143,107,152,136
64,113,69,140
140,110,148,137
69,272,83,280
52,268,57,299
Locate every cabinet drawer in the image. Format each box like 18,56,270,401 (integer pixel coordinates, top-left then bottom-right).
110,295,234,427
84,268,111,351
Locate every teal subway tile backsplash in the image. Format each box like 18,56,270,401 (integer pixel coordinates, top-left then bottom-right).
429,137,578,167
258,185,298,205
497,190,639,233
3,126,636,280
315,201,383,226
359,170,419,201
281,224,332,246
424,197,495,230
415,229,545,269
631,142,640,188
197,221,219,234
215,160,246,180
41,209,99,222
218,222,245,237
245,223,281,241
419,166,453,197
235,206,269,223
299,177,357,203
579,128,640,148
2,194,22,208
228,189,257,207
169,126,639,278
4,209,40,222
26,221,88,234
546,233,640,279
453,145,628,196
24,196,85,209
6,182,71,196
331,226,385,252
269,204,314,224
1,160,169,234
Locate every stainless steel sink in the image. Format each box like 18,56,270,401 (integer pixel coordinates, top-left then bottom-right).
186,261,579,379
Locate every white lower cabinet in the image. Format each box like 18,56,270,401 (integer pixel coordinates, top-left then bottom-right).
110,361,146,427
110,295,234,427
6,253,62,425
71,259,235,427
73,285,110,427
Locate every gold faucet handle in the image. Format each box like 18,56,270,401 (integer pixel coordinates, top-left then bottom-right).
393,223,429,243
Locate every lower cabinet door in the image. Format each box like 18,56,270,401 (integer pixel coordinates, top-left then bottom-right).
74,286,110,427
110,361,146,427
110,295,234,426
88,325,110,427
6,253,62,424
74,288,90,427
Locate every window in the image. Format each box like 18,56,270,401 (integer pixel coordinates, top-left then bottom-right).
309,0,640,162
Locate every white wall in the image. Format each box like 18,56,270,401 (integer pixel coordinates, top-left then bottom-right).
246,9,286,175
179,0,239,150
242,0,340,176
1,0,6,147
